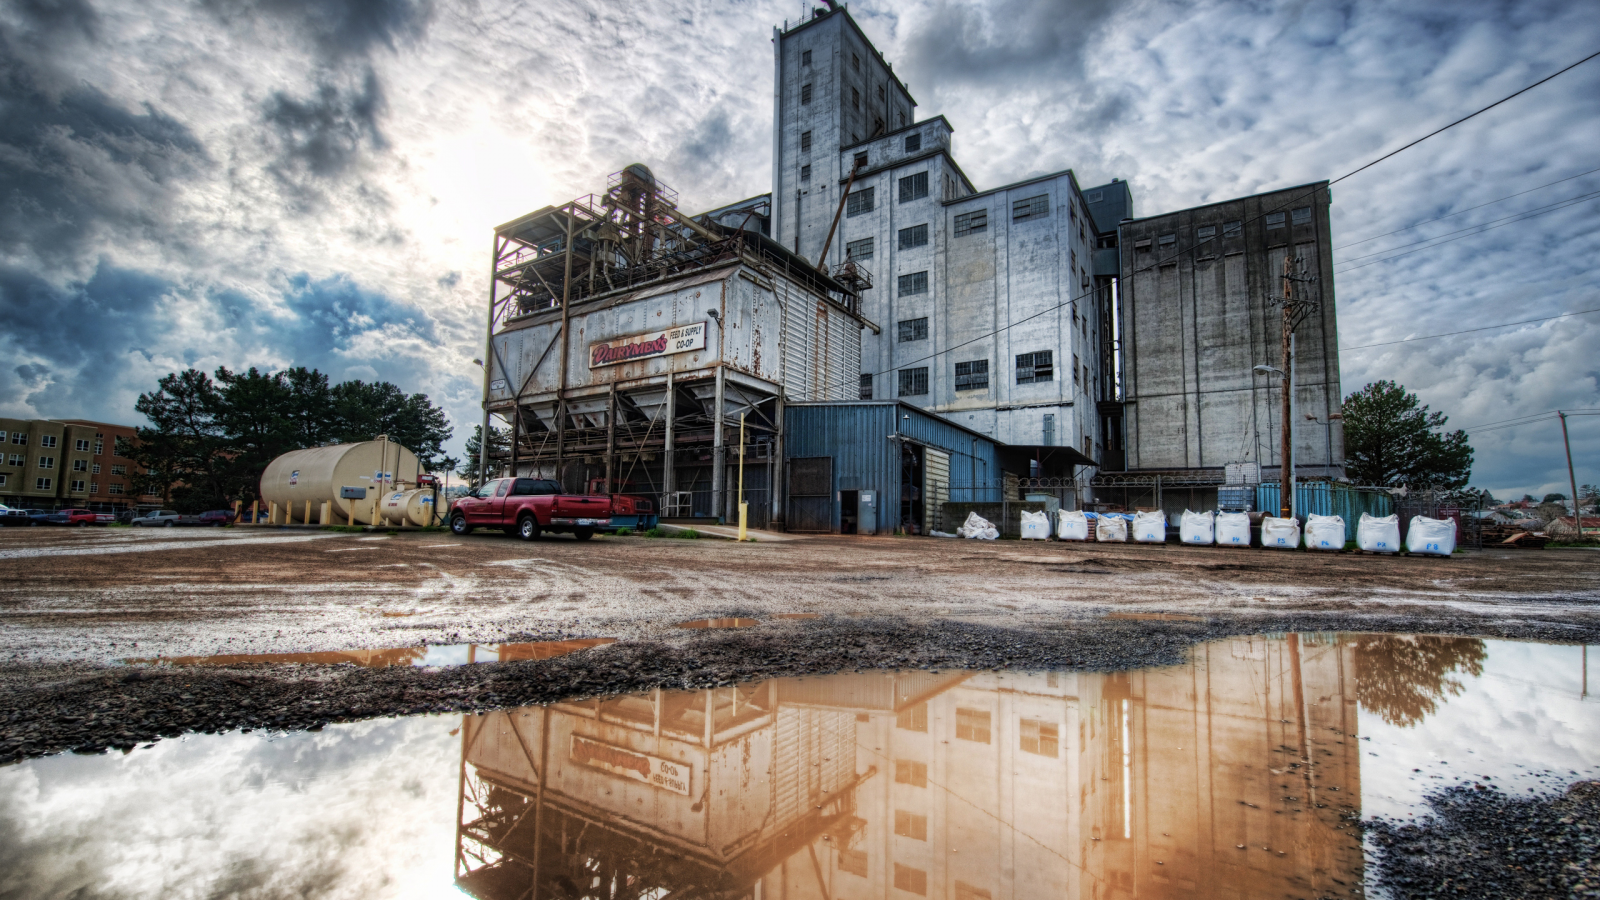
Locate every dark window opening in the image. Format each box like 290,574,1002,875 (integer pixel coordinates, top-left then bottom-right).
954,209,987,237
899,171,928,202
1012,194,1050,221
898,367,928,396
845,237,874,259
846,186,875,216
1016,351,1054,384
898,223,928,249
904,132,922,153
897,271,928,296
898,317,928,342
801,49,812,66
1265,211,1286,229
800,130,812,152
801,83,812,104
955,359,989,391
858,374,874,400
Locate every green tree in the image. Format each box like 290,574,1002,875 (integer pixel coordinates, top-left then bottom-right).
458,425,508,487
329,380,452,468
125,368,231,510
1342,381,1473,488
1353,635,1487,728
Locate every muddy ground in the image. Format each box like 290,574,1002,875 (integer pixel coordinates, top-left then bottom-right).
2,525,1597,761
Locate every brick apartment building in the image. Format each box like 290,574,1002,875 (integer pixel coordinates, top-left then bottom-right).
0,418,154,512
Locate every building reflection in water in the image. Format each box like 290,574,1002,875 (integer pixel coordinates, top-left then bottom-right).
454,634,1366,899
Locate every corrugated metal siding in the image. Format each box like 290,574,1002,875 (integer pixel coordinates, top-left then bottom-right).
784,402,1003,533
1256,482,1394,541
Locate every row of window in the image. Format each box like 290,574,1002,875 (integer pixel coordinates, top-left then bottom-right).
5,432,116,455
894,704,1062,756
0,475,129,493
864,351,1057,398
1137,207,1314,252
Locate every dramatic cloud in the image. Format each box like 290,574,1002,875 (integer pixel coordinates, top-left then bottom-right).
0,0,1594,495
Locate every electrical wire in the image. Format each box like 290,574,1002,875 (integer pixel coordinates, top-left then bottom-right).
1334,190,1600,273
1335,188,1600,266
1334,165,1600,250
842,47,1600,396
1339,307,1600,351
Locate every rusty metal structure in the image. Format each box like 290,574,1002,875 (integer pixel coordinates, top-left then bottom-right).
479,166,876,525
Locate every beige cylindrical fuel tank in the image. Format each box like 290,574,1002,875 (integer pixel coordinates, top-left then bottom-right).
380,488,439,528
260,441,423,525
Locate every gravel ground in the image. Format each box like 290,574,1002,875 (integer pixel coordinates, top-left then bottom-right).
1367,780,1600,899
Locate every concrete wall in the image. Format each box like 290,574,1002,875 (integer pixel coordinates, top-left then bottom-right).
1118,182,1344,477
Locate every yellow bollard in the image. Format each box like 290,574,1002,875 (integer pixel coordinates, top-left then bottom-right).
232,500,240,525
251,500,259,526
269,502,278,525
319,501,330,526
348,498,356,527
304,500,312,525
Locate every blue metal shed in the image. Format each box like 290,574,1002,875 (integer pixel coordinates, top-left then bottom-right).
783,401,1002,534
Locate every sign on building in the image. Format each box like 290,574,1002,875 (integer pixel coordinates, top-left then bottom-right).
589,322,706,368
569,734,691,795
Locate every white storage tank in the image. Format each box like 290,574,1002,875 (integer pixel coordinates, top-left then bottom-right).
260,441,423,525
381,488,439,528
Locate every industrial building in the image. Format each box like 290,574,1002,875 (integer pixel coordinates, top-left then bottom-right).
452,633,1362,899
477,3,1344,532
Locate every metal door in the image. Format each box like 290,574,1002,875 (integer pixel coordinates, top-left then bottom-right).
859,489,877,535
787,457,833,533
923,449,950,535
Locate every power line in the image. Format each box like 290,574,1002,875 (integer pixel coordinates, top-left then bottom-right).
1334,190,1600,273
1328,48,1600,188
1335,188,1600,266
1339,307,1600,351
1334,164,1600,251
840,47,1600,396
1460,408,1600,434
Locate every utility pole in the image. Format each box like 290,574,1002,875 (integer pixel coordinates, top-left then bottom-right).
1560,411,1583,539
1272,254,1319,521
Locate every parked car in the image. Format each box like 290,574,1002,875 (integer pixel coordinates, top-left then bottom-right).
448,477,654,541
196,509,236,526
0,505,30,526
130,509,201,527
26,509,55,527
51,508,109,527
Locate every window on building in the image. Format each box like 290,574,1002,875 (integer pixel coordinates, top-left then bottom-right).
1013,194,1050,221
954,209,987,237
93,440,103,454
72,459,87,472
111,464,127,476
801,83,812,104
894,865,928,896
801,49,812,66
1016,351,1053,384
895,759,928,787
894,810,928,841
1073,356,1081,386
1292,206,1312,225
853,150,868,169
846,186,875,216
40,435,57,448
70,479,85,492
877,83,885,101
109,484,124,495
89,482,98,494
7,454,21,466
852,52,860,70
1020,718,1059,756
898,367,928,396
955,707,991,743
851,87,859,108
36,477,52,491
0,474,6,487
1224,220,1242,237
898,223,928,249
1158,232,1176,246
38,456,54,470
904,132,921,153
12,432,26,445
845,237,874,260
899,171,928,202
1265,211,1286,229
897,317,928,342
954,359,989,391
1197,224,1217,239
898,111,905,127
897,271,928,296
800,164,811,182
897,703,928,732
839,849,868,877
858,374,873,400
800,130,812,153
75,439,90,452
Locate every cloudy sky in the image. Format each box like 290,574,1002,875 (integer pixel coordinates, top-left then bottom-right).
1,0,1596,497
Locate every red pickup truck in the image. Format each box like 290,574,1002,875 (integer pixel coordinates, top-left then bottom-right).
448,478,653,541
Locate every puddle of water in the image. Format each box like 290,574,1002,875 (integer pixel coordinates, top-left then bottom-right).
674,617,760,629
121,638,616,668
774,612,821,619
11,635,1597,899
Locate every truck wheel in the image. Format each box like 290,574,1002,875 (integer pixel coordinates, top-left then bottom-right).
76,521,87,527
573,528,595,541
517,516,541,541
450,514,473,535
164,520,174,527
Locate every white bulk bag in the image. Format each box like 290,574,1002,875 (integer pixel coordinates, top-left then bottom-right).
1261,516,1301,549
1406,515,1457,556
1179,510,1215,545
1215,511,1252,546
1096,515,1128,542
1357,512,1401,553
1304,513,1346,551
1133,510,1167,543
1019,509,1052,540
1057,509,1090,541
956,511,999,540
